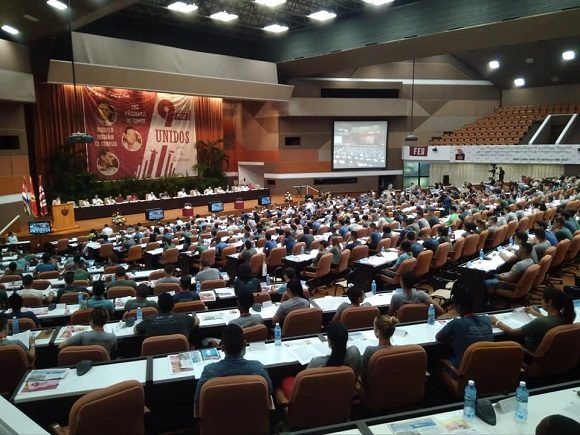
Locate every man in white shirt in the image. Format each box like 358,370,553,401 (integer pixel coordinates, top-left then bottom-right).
92,195,104,206
177,188,188,197
101,224,114,237
19,274,55,304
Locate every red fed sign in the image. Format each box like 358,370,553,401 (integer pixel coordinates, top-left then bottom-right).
409,146,428,157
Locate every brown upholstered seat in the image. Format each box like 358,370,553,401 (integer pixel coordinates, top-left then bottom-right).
200,279,226,291
0,344,30,397
275,367,355,429
107,286,136,299
141,334,189,356
448,237,465,263
282,308,322,338
61,292,90,305
32,280,51,290
495,264,540,302
377,258,417,287
347,245,369,267
430,242,450,270
173,300,206,313
362,345,427,410
123,245,143,264
302,253,333,280
8,317,36,331
461,234,479,259
243,324,269,342
249,253,266,276
21,294,43,307
123,307,158,320
440,341,523,398
199,375,270,435
396,303,429,323
58,345,110,366
154,282,180,295
339,306,380,330
148,269,165,280
69,308,94,325
549,239,570,271
38,270,60,279
159,248,179,266
413,250,433,278
253,292,271,304
193,249,217,270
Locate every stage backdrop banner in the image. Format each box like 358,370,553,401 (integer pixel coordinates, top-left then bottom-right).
83,86,197,179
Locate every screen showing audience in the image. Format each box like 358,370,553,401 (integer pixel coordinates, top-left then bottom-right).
333,120,388,170
145,208,164,221
28,221,52,234
209,202,224,213
259,196,271,206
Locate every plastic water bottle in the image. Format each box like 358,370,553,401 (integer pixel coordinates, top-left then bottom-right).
196,280,201,293
463,380,477,419
136,306,143,321
274,323,282,346
479,249,484,260
78,292,84,307
301,245,305,255
515,381,529,422
266,275,271,286
509,237,514,246
371,280,377,295
381,245,385,254
12,316,19,334
428,304,435,325
448,227,452,236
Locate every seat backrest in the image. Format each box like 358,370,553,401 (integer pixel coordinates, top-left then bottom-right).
69,380,145,435
200,249,216,266
396,303,429,323
365,345,427,410
267,247,287,266
32,280,51,290
104,265,119,274
287,367,355,429
199,375,270,435
394,258,417,281
448,237,465,262
527,324,580,378
314,253,333,277
126,245,143,261
340,306,380,330
516,217,529,232
107,286,136,299
200,279,226,290
476,230,489,252
161,248,179,263
8,317,36,332
56,239,69,252
249,253,266,275
99,244,114,258
173,300,206,313
334,249,350,273
565,234,580,262
491,225,507,248
376,238,391,251
243,324,268,342
431,242,451,269
154,282,180,295
551,239,570,269
282,308,322,337
253,292,271,304
457,341,523,396
533,255,552,287
148,270,165,281
70,308,94,325
0,344,30,396
293,242,306,255
21,294,43,307
58,345,110,366
123,307,158,320
141,334,189,356
38,270,59,279
505,220,518,241
511,264,540,299
461,234,480,258
146,242,160,251
61,291,89,305
348,245,369,266
414,250,433,277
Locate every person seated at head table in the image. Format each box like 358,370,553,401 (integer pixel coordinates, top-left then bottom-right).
6,231,18,244
387,272,444,317
92,195,104,206
490,287,576,352
107,266,137,290
193,324,272,413
58,307,117,357
134,292,199,338
435,282,493,367
124,283,158,312
271,280,309,325
360,315,399,382
85,282,114,316
8,293,40,327
0,314,36,362
19,274,55,304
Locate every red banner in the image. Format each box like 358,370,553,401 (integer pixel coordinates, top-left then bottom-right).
83,86,197,179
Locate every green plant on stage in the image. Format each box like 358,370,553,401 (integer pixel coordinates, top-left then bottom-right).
195,139,229,178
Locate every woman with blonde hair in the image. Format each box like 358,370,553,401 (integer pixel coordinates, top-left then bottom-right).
361,315,399,380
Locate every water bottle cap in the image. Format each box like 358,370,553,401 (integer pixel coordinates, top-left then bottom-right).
468,380,475,386
519,381,526,387
429,303,433,307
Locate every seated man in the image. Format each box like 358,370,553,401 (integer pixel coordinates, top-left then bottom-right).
485,242,535,292
19,274,55,304
229,291,263,328
72,255,92,283
174,275,200,303
107,266,138,290
271,280,309,325
380,240,413,277
406,231,424,257
331,285,368,323
135,292,199,338
553,217,573,242
156,264,180,284
533,228,552,260
0,314,36,362
8,293,40,327
85,282,114,316
195,260,221,284
58,308,117,356
435,282,493,367
345,231,361,251
238,240,257,263
387,272,443,317
124,283,159,311
193,324,272,412
34,252,59,276
56,271,87,303
420,232,439,253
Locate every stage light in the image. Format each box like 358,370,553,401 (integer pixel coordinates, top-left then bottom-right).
263,24,288,33
308,10,336,21
255,0,286,7
210,11,238,22
47,0,67,10
488,60,500,69
362,0,395,5
167,2,198,13
513,77,525,87
562,50,576,61
1,25,19,35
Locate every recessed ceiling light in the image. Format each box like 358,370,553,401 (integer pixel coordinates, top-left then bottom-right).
263,24,288,33
513,77,525,87
23,14,39,22
562,50,576,61
210,11,238,22
362,0,395,5
308,10,336,22
488,60,500,69
1,25,19,35
255,0,286,7
167,2,198,13
47,0,68,10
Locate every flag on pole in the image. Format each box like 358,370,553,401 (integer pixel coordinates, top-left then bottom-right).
28,175,38,218
38,175,48,216
21,177,31,216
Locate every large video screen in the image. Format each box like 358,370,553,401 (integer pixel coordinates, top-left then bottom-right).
332,120,388,170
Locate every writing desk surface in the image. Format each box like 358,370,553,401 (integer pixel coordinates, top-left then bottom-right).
0,394,49,435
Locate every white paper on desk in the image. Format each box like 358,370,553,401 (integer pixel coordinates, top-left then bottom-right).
501,311,533,328
262,300,273,308
7,330,31,349
249,342,266,352
288,342,329,366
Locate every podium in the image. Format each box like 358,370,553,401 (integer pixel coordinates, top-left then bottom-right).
51,203,79,232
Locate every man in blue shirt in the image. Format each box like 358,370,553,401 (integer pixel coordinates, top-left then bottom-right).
534,220,558,246
194,324,272,409
34,252,59,276
368,223,382,251
406,231,424,257
264,233,277,256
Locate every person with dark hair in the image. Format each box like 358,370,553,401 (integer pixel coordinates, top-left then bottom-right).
486,242,535,292
193,324,272,408
300,226,315,251
72,254,92,283
462,222,479,236
560,210,580,233
387,272,443,317
436,225,450,245
174,275,199,303
533,220,558,246
345,230,361,251
157,264,180,284
368,222,382,251
8,293,40,327
536,414,580,435
283,230,296,254
263,233,277,257
273,267,297,295
420,231,439,253
56,271,86,303
195,259,221,283
435,282,493,367
124,283,158,311
85,282,114,315
491,287,576,351
0,314,36,361
381,240,413,278
108,266,137,289
233,263,261,297
239,240,258,264
329,237,342,264
229,292,263,328
34,252,58,276
308,322,360,370
533,228,551,260
361,315,399,381
135,292,199,338
4,262,21,277
553,216,573,242
331,285,366,323
20,274,55,304
58,308,117,356
509,231,538,263
271,280,309,324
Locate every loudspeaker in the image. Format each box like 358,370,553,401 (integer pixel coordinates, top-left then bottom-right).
443,175,450,186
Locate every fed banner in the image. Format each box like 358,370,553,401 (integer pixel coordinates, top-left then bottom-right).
403,145,580,164
83,86,197,179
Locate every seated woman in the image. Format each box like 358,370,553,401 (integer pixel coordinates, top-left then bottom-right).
280,322,361,397
331,285,367,323
490,287,575,351
361,315,399,381
58,308,117,357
